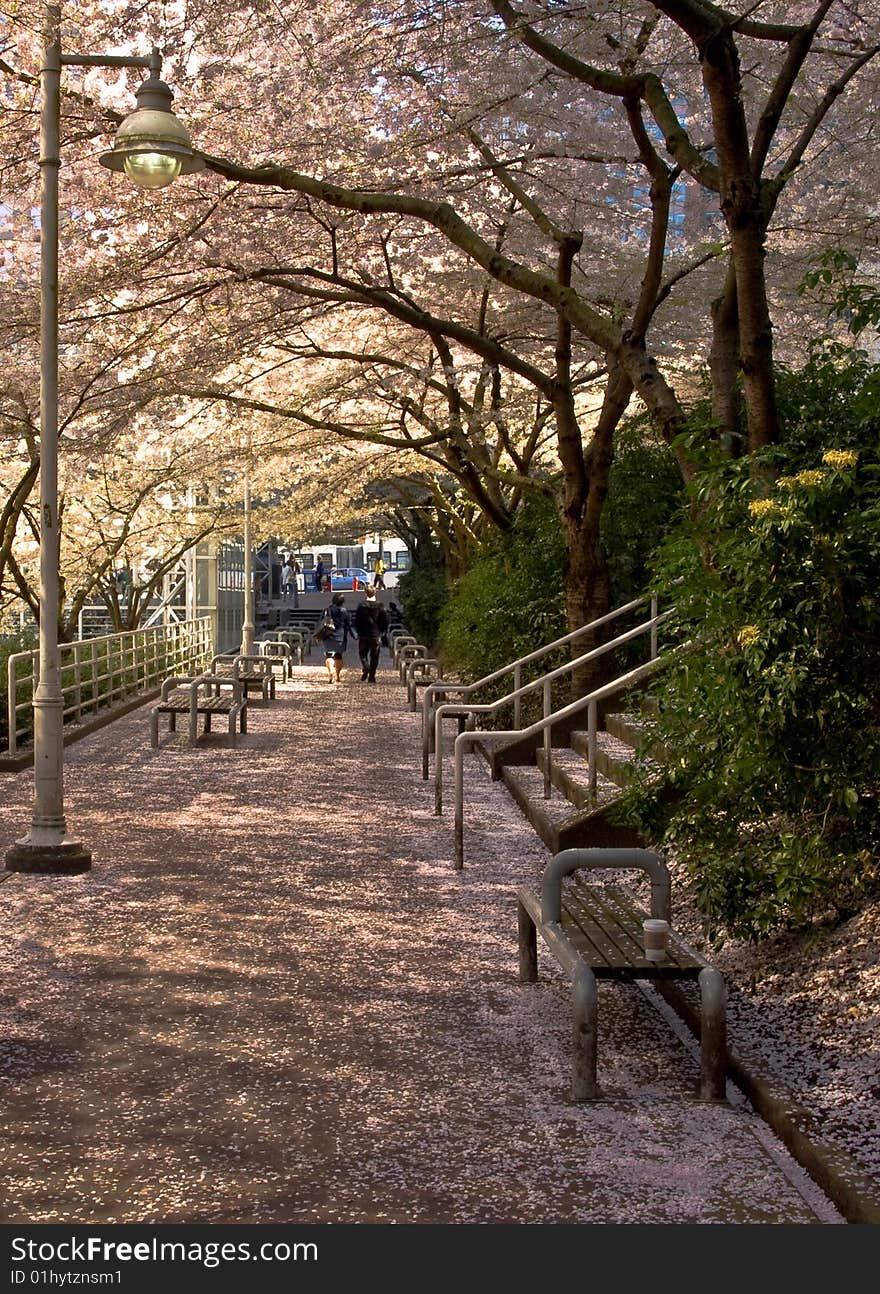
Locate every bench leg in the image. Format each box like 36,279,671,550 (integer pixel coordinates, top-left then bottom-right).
169,711,176,733
518,901,538,982
572,965,599,1101
228,707,237,747
189,705,198,747
204,711,212,733
240,702,247,734
698,967,727,1101
150,711,159,748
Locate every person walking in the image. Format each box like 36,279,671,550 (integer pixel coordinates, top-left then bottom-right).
281,554,296,598
373,556,386,590
314,557,325,593
323,592,351,684
354,584,389,683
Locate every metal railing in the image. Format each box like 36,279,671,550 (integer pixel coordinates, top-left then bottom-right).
431,610,671,815
420,594,659,779
450,651,673,868
5,617,214,756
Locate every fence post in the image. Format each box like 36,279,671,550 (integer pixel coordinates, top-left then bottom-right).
543,679,552,799
587,697,598,798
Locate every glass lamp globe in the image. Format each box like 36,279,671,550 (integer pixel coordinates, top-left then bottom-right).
123,150,183,190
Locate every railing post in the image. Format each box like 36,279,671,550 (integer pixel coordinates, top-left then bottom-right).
90,641,98,714
454,734,466,869
73,641,82,725
7,654,20,755
434,706,445,815
588,697,598,798
543,679,552,799
514,663,522,730
650,596,658,660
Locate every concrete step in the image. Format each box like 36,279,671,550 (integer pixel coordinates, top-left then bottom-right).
604,710,648,747
604,709,668,761
500,764,644,854
534,745,620,811
569,728,641,789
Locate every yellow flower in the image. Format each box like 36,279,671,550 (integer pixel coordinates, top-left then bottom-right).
822,449,858,470
737,625,760,647
748,498,779,518
776,476,798,490
792,469,827,487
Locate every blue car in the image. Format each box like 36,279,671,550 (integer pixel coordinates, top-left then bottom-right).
329,567,373,590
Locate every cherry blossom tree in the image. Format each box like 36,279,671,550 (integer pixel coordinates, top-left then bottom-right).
1,1,877,671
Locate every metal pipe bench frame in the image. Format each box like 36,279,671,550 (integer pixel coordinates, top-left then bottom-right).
210,654,277,701
397,642,427,683
278,624,312,658
256,638,294,679
405,657,443,711
517,847,727,1103
391,634,417,668
150,674,247,748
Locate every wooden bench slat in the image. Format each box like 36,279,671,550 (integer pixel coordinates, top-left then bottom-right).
559,895,626,970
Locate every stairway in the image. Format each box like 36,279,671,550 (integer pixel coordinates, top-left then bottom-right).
492,702,662,853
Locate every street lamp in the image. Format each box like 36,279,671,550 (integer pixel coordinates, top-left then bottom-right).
240,461,256,659
5,4,203,876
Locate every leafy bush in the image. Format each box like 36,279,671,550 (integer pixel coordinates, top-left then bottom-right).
622,356,880,941
601,418,683,607
395,562,448,649
438,496,566,714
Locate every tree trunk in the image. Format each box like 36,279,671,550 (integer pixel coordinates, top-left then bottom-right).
700,28,779,451
709,263,743,454
559,369,633,701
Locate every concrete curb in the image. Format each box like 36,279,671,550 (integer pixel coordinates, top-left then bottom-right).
0,688,161,773
654,980,880,1225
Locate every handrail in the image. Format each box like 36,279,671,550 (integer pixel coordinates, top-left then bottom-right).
421,593,659,777
421,592,657,734
5,616,213,756
451,652,670,868
429,610,671,800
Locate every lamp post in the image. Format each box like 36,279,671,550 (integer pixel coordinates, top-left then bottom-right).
240,463,256,658
5,3,202,875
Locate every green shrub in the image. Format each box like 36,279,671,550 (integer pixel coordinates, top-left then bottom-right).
396,563,448,648
621,358,880,941
601,419,684,607
438,497,567,704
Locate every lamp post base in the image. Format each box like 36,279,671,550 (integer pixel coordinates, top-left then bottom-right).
5,838,92,875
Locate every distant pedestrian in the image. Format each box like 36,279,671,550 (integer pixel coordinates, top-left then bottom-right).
323,592,351,685
315,558,325,592
373,556,386,590
281,555,297,597
354,585,389,683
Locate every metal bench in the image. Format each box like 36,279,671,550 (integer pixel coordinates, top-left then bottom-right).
517,847,727,1103
405,656,443,710
210,654,276,701
391,633,417,669
256,638,293,680
397,642,427,683
150,674,247,748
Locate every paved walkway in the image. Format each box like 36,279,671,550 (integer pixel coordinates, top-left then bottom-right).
0,642,842,1223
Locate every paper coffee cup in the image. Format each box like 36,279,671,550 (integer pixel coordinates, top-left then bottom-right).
643,918,670,960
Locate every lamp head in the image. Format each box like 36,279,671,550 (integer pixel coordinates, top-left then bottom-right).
99,72,203,190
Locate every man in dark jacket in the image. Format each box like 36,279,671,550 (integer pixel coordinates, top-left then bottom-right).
354,586,389,682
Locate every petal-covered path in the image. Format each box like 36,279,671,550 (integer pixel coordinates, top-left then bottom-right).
0,646,842,1223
